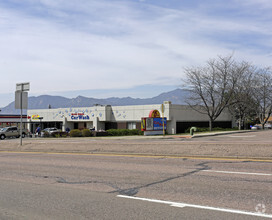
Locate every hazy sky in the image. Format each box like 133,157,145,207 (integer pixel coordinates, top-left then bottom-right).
0,0,272,107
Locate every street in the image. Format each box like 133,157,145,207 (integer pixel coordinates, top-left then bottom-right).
0,151,271,219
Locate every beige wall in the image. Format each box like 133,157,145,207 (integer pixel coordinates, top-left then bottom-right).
170,105,232,122
27,102,234,134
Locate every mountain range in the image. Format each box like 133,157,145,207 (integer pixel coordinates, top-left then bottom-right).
0,89,187,114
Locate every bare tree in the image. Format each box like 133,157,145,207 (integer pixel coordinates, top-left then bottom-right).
183,55,249,131
228,65,257,130
251,68,272,129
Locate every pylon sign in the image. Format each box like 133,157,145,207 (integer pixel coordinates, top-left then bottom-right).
15,91,28,109
141,109,167,132
141,117,167,131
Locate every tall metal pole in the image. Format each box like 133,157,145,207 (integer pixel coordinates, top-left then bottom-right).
20,90,23,146
15,82,30,146
162,104,165,136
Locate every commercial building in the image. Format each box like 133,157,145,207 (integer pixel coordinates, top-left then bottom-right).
0,115,27,128
27,102,234,134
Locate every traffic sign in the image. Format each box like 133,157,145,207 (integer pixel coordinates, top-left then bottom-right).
15,91,28,109
16,82,30,92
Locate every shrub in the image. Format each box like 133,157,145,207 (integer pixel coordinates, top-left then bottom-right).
194,127,209,132
120,129,130,136
107,129,142,136
51,131,69,138
42,131,50,137
82,129,92,137
130,129,141,135
107,129,120,136
69,129,82,137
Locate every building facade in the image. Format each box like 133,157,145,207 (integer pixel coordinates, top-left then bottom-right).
0,115,27,128
27,102,234,134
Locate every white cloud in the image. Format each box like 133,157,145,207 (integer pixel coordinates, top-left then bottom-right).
0,0,271,103
235,0,272,9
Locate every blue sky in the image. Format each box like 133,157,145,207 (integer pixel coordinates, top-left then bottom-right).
0,0,272,107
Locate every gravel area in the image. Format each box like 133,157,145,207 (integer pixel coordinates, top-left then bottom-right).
0,130,271,159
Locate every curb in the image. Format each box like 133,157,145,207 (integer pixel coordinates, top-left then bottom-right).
191,130,255,138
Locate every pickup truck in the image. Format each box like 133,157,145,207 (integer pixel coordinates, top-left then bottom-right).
0,126,29,140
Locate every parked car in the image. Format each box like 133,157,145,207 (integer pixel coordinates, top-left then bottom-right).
251,124,261,130
42,127,60,134
264,123,272,129
0,126,29,140
40,127,61,137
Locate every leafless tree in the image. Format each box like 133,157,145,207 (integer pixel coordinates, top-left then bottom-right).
183,55,249,131
251,67,272,129
228,66,257,130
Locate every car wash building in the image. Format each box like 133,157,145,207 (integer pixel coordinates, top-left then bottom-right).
27,101,234,134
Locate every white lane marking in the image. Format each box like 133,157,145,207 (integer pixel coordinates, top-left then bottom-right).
117,195,272,218
202,170,272,176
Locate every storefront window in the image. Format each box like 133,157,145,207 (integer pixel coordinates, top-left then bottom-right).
128,122,136,130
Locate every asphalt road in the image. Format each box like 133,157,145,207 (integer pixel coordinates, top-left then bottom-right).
0,152,271,219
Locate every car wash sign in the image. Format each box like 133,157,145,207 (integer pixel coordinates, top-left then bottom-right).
153,117,167,130
141,109,166,131
71,113,90,120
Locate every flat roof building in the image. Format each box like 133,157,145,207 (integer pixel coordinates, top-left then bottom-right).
27,102,234,134
0,115,27,128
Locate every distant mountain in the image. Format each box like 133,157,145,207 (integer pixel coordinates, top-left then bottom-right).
0,89,188,114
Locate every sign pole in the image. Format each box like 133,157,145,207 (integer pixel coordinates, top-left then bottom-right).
20,91,23,146
15,82,30,146
162,104,165,136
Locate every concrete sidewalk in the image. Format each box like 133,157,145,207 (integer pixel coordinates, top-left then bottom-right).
92,129,254,140
139,129,254,139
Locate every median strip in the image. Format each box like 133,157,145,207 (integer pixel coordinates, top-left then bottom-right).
0,150,272,162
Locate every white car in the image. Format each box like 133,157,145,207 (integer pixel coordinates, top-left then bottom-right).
41,128,61,137
251,125,261,130
42,127,60,134
264,123,272,129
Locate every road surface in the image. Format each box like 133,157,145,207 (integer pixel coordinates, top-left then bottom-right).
0,151,271,219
